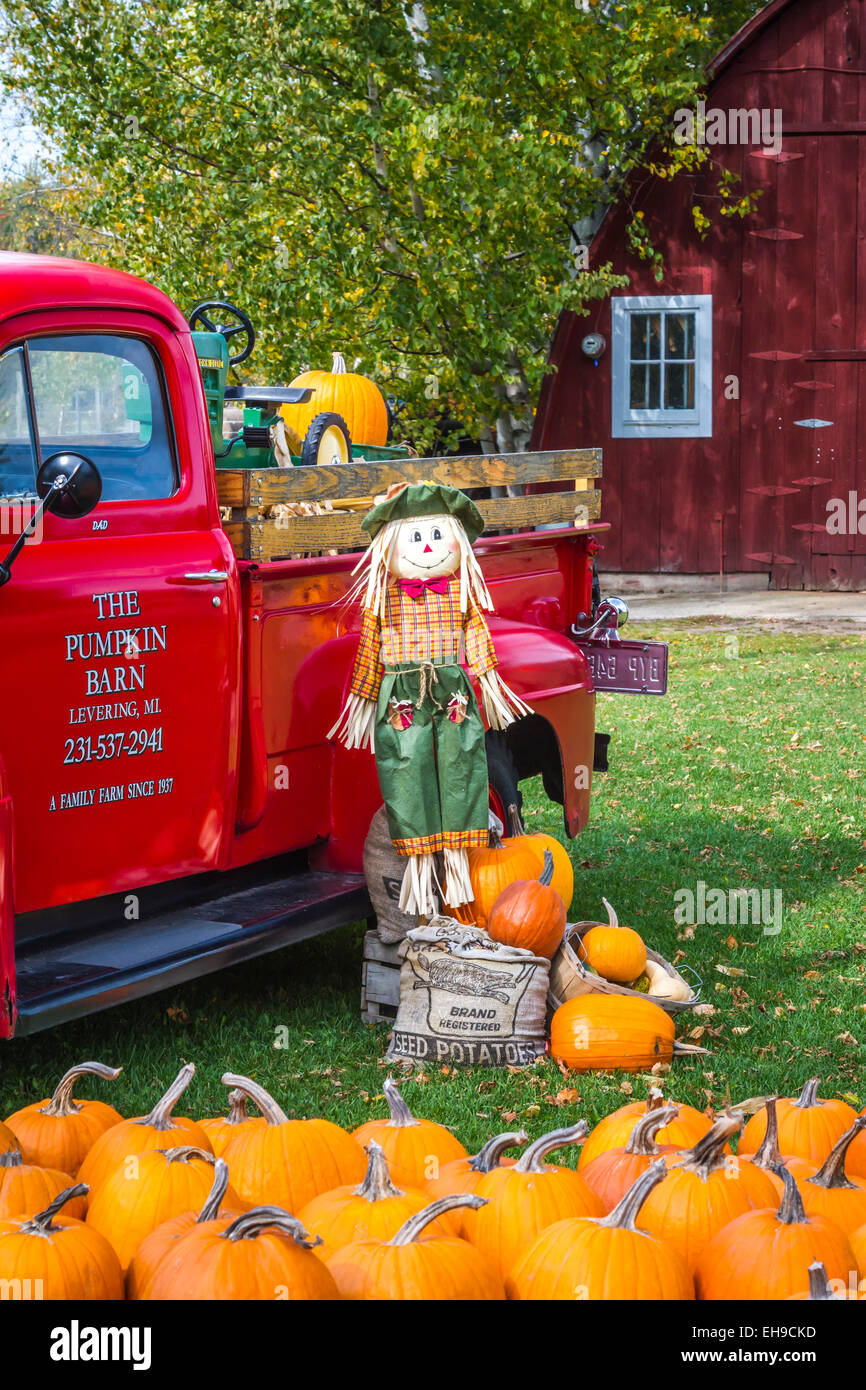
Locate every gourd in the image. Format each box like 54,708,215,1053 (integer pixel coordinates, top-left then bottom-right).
741,1096,817,1198
146,1207,339,1300
799,1117,866,1236
504,805,573,911
550,993,703,1073
487,850,566,959
506,1159,694,1300
0,1148,85,1220
282,351,388,447
461,1121,604,1280
424,1129,527,1202
324,1193,505,1300
126,1157,242,1300
3,1061,122,1175
78,1064,211,1198
199,1088,265,1158
580,1103,682,1211
0,1183,123,1300
298,1142,458,1247
86,1145,241,1273
642,958,692,1003
220,1073,365,1210
352,1078,467,1188
467,827,540,930
578,1088,714,1169
579,898,646,984
738,1078,858,1165
695,1165,858,1300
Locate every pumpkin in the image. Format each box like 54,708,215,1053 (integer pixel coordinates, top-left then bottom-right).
126,1157,242,1300
578,898,646,984
462,1121,604,1281
86,1145,242,1273
580,1102,683,1211
738,1078,858,1165
298,1140,457,1248
799,1117,866,1236
0,1120,20,1158
424,1128,528,1202
78,1063,211,1198
550,993,703,1072
0,1148,84,1220
0,1183,123,1300
221,1073,365,1210
199,1087,266,1158
636,1111,779,1272
324,1192,504,1300
504,805,573,911
742,1096,818,1198
467,826,540,930
147,1206,339,1301
695,1165,858,1300
506,1158,694,1300
487,849,566,958
3,1060,122,1176
787,1260,859,1301
352,1077,467,1187
578,1087,715,1169
844,1105,866,1179
281,351,388,447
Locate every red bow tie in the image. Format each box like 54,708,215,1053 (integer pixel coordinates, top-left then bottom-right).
399,575,451,599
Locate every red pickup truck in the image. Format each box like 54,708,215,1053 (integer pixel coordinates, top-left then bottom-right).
0,252,663,1038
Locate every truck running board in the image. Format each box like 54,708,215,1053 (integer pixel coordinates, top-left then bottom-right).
13,870,370,1036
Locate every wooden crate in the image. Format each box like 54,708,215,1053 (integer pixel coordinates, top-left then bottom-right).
216,447,602,561
360,930,403,1024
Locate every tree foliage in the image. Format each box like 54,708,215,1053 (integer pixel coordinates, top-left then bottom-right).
1,0,762,448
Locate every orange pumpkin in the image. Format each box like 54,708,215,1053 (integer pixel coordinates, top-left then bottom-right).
126,1156,242,1300
487,849,566,958
578,1088,714,1170
324,1193,505,1300
507,1158,694,1300
550,993,700,1073
462,1121,604,1281
580,1103,682,1211
738,1078,857,1165
578,898,646,984
467,827,540,929
504,805,573,912
87,1145,242,1273
636,1111,779,1273
198,1087,265,1158
799,1117,866,1237
78,1064,211,1198
741,1096,818,1198
221,1073,365,1210
352,1078,467,1188
695,1165,859,1300
844,1104,866,1179
0,1120,19,1158
298,1141,457,1248
0,1148,85,1221
0,1183,123,1300
4,1061,122,1176
281,351,388,446
147,1207,339,1300
424,1128,527,1202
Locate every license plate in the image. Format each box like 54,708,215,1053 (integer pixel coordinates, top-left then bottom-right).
576,638,668,695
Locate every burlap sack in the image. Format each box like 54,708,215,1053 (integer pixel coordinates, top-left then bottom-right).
387,917,549,1068
363,805,419,944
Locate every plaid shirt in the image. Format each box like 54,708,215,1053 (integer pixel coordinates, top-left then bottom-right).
349,574,498,702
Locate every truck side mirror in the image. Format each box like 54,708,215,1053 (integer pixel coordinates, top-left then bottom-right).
37,452,103,519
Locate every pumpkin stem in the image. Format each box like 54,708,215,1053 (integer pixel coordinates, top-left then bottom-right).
602,896,619,929
331,351,347,374
469,1129,529,1174
599,1158,669,1232
805,1261,837,1301
160,1146,216,1166
221,1207,320,1248
357,1142,403,1201
381,1077,417,1128
750,1097,783,1172
39,1061,122,1118
139,1063,197,1131
0,1149,23,1169
220,1073,289,1126
793,1078,820,1109
645,1087,666,1113
775,1162,809,1225
389,1193,485,1246
538,849,554,887
226,1089,249,1124
487,824,504,850
19,1182,89,1234
198,1158,231,1223
673,1110,743,1178
506,803,526,837
624,1103,680,1156
806,1117,866,1192
514,1120,588,1173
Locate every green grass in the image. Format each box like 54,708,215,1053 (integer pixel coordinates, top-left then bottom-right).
1,623,864,1156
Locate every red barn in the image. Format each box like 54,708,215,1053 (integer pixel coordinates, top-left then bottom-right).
533,0,866,590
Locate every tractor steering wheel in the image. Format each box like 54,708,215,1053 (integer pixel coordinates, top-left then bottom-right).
187,300,255,365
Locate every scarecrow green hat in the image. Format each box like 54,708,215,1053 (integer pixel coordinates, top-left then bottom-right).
362,481,484,545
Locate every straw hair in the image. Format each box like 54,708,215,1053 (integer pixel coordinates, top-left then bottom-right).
342,513,493,620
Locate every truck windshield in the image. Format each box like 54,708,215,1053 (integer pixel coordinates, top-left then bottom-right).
0,346,39,500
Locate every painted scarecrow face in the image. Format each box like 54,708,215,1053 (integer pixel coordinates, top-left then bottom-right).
389,514,461,580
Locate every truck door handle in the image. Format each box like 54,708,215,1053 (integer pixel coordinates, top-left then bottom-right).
172,570,230,584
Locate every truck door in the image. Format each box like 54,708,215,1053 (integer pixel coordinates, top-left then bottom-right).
0,313,240,913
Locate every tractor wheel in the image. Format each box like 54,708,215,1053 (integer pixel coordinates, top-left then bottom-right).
301,412,353,467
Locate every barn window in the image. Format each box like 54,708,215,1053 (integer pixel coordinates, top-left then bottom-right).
611,294,712,438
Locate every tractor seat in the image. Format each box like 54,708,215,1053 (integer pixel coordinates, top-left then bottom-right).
224,385,314,406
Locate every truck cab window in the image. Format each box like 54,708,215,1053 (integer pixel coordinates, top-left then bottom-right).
0,346,39,500
26,334,178,501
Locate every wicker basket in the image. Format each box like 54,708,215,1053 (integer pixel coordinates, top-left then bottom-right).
548,921,701,1018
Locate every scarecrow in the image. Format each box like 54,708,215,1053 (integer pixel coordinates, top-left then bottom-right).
329,481,531,916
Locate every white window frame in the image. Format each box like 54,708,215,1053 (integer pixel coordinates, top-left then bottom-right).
611,294,712,438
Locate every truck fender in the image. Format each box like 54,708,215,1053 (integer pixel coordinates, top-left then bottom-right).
0,755,16,1038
